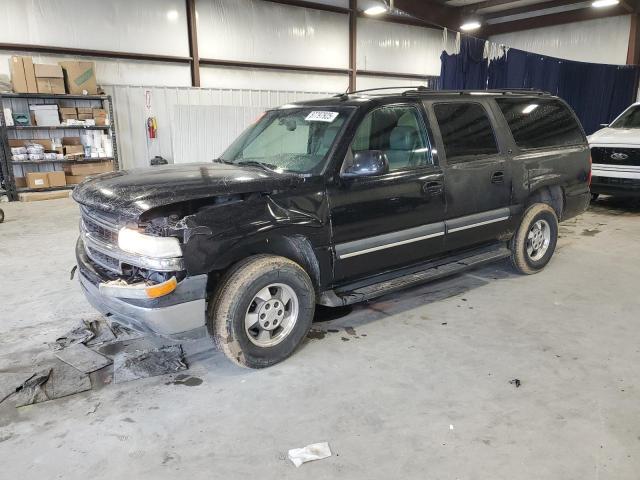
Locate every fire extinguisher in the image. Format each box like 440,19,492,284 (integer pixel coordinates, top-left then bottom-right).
147,116,157,139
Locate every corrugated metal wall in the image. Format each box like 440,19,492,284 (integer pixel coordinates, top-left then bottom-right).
102,85,336,169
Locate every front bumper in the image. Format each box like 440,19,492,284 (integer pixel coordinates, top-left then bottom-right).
76,238,207,336
591,176,640,197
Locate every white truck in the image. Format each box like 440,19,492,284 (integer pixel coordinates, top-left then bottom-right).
589,103,640,199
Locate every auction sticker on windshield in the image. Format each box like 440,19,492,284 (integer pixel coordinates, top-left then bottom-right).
305,111,340,123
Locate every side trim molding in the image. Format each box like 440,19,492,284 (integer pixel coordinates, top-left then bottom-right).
336,222,445,260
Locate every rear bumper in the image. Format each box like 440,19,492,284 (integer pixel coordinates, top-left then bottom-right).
562,190,590,220
76,238,207,336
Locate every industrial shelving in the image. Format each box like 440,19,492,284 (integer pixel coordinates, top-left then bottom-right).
0,92,119,201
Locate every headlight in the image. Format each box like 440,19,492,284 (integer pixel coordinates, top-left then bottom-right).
118,227,182,258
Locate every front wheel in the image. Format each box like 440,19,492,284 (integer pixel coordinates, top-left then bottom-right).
510,203,559,275
208,255,315,368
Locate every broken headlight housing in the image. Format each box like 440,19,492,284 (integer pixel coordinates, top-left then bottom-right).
118,227,182,258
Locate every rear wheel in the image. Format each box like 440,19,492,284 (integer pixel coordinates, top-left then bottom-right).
510,203,558,275
207,255,315,368
591,193,599,202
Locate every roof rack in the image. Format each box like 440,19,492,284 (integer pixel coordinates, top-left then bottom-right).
333,85,432,98
401,88,551,96
335,87,551,99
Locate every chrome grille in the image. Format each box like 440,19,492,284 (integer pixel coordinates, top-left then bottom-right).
78,205,185,273
591,147,640,166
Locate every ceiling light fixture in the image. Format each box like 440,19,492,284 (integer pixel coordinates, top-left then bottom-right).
364,5,388,15
460,21,481,31
592,0,619,7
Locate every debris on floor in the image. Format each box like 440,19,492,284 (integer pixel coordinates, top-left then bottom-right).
288,442,332,468
113,344,187,383
51,322,95,351
10,360,92,407
54,343,112,374
85,319,117,346
509,378,521,388
0,372,36,404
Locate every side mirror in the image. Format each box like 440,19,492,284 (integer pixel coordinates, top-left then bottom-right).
600,123,609,128
341,150,389,178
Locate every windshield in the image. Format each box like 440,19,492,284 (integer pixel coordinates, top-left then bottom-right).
610,105,640,129
220,107,352,174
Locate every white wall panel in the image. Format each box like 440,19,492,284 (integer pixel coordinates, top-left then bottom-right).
103,86,336,169
355,76,429,91
489,15,631,65
200,65,348,92
0,0,189,57
196,0,349,68
357,18,443,75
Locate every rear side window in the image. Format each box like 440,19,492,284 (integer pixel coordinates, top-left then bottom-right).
433,102,499,161
496,98,584,149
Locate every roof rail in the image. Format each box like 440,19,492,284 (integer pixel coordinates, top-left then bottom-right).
333,85,431,98
402,88,551,96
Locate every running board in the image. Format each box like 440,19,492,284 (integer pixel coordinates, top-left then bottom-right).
319,244,511,307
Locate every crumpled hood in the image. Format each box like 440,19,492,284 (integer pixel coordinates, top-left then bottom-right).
588,127,640,146
72,162,303,217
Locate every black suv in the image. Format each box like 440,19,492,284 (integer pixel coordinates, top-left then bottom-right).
73,88,591,368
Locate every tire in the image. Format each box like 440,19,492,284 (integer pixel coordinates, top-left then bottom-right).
0,208,4,223
207,254,315,368
591,193,599,202
510,203,559,275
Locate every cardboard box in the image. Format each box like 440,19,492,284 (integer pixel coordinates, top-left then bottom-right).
60,107,77,120
77,107,93,114
94,117,108,126
14,176,27,188
19,190,71,202
30,104,60,126
78,113,93,120
64,145,85,156
92,108,107,118
64,174,89,185
34,64,65,94
63,136,81,145
59,61,97,95
26,172,50,189
8,56,37,93
47,171,66,187
64,161,113,176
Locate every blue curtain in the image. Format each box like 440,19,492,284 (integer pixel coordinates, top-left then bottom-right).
441,40,640,135
439,36,488,90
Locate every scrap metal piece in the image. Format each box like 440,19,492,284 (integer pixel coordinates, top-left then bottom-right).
85,319,117,346
52,322,95,351
113,344,187,383
54,343,112,374
10,360,92,408
0,372,44,404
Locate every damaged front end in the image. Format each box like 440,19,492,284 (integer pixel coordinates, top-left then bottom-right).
75,204,207,336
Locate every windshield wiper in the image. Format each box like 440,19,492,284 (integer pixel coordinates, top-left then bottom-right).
236,160,279,171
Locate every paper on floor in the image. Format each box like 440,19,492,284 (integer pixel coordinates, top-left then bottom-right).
288,442,332,468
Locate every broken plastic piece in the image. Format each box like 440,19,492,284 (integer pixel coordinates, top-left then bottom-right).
288,442,332,468
509,378,521,388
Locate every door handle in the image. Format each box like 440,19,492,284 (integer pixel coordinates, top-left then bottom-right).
491,171,505,184
423,181,443,196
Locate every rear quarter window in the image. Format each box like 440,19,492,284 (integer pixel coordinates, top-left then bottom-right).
433,102,499,161
495,98,585,149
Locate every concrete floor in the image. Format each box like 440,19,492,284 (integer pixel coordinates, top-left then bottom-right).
1,197,639,479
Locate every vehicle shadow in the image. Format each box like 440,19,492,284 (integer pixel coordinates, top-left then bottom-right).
589,196,640,216
311,259,517,331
